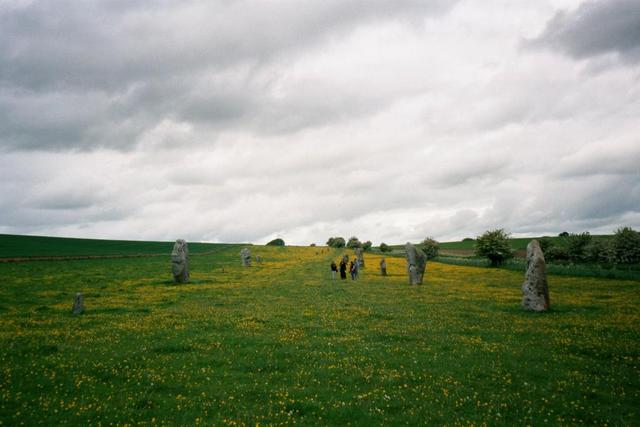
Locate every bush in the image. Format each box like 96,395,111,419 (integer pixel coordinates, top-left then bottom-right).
475,229,514,267
362,241,372,251
559,231,569,237
326,237,345,248
420,237,439,260
585,239,616,266
267,238,285,246
538,236,554,253
347,236,362,249
614,227,640,264
462,237,474,242
310,243,316,247
379,243,391,253
566,232,592,263
545,245,570,263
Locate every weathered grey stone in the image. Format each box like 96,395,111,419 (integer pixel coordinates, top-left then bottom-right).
355,247,365,268
240,248,252,267
72,292,84,315
405,242,427,285
380,258,387,276
171,239,189,283
522,240,550,311
256,255,262,263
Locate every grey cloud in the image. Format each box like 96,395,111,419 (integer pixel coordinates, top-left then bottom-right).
1,0,451,91
528,0,640,63
557,141,640,178
0,0,456,151
430,155,509,188
562,175,640,221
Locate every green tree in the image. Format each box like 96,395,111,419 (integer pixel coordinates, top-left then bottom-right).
566,232,591,263
538,236,554,253
545,245,569,263
362,241,372,251
326,237,345,248
585,239,616,266
379,243,391,252
347,236,362,249
420,237,439,260
475,229,514,267
614,227,640,264
266,238,285,246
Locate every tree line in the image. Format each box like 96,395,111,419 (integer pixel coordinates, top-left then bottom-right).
326,226,640,269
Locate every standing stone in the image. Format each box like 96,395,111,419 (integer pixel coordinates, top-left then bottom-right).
171,239,189,283
405,242,427,285
72,292,85,315
240,248,252,267
522,240,550,311
355,247,365,269
380,258,387,276
256,255,262,264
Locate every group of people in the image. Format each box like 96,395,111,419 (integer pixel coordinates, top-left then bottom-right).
330,256,360,280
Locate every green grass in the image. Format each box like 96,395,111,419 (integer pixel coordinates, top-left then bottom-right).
0,234,238,258
435,256,640,281
0,239,639,425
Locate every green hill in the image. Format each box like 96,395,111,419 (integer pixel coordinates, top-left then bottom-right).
0,234,238,259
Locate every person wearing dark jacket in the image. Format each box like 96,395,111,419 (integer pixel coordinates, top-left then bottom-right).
339,259,347,280
330,261,338,280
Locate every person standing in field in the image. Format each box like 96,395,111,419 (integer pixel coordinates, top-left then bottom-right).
339,259,347,280
330,261,338,280
380,258,387,276
349,261,357,280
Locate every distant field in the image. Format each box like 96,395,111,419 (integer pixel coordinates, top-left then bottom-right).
0,234,238,259
1,239,639,425
438,235,612,251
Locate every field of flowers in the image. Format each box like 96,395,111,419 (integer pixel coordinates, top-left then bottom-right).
0,244,639,425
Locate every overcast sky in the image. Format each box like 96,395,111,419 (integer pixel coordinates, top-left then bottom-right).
1,0,639,245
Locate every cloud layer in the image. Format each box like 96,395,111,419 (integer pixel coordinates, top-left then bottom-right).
1,0,639,244
529,0,640,63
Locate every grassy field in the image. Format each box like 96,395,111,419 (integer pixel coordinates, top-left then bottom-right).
0,234,234,259
1,240,639,425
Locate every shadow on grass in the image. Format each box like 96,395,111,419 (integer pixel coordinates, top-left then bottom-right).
18,344,59,356
151,344,193,354
86,307,152,315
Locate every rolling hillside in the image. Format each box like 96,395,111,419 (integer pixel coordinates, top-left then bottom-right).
0,234,239,259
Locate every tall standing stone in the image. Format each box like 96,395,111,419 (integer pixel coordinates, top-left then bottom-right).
405,242,427,285
240,248,252,267
522,240,550,311
72,292,85,315
380,258,387,276
171,239,189,283
355,247,365,268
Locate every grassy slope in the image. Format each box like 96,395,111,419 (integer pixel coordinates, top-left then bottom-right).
1,244,639,425
0,234,237,258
